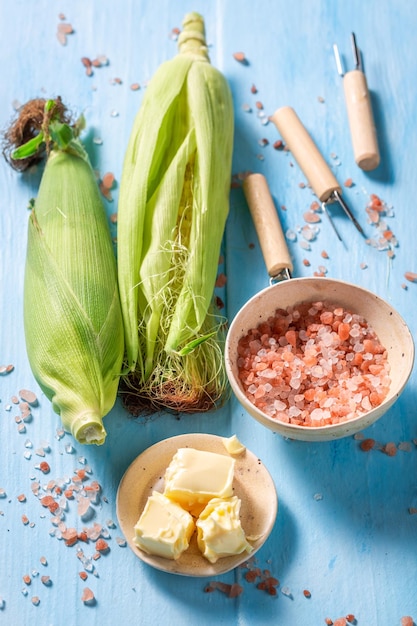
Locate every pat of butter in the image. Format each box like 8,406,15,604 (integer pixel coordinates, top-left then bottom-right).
222,434,246,455
163,448,235,516
196,496,253,564
133,491,194,560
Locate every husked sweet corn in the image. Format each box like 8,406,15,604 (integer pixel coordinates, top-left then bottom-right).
117,12,234,413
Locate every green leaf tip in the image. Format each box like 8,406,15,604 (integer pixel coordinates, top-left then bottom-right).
176,331,217,356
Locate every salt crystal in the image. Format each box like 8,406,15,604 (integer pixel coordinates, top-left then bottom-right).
398,441,412,452
274,400,286,411
116,536,127,547
81,587,96,605
77,497,92,519
65,444,75,454
301,224,319,241
259,369,276,379
281,586,293,598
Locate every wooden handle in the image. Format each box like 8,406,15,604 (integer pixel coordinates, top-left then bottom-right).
242,173,293,278
270,106,340,202
343,70,380,171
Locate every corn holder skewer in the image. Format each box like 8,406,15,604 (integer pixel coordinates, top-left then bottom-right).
333,32,380,171
271,105,365,242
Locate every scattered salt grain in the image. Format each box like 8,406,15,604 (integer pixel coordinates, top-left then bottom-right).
286,229,297,242
404,272,417,283
299,240,311,251
81,587,96,605
233,51,247,64
281,586,293,598
360,438,375,451
398,441,412,452
57,22,73,46
301,224,319,242
384,442,397,457
116,537,127,547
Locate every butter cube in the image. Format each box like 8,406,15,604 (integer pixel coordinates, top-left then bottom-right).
133,491,194,560
221,434,246,455
163,448,235,516
196,496,253,564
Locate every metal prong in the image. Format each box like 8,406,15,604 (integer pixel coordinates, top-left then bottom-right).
332,189,365,236
322,201,343,242
333,43,345,77
351,32,362,71
269,267,292,285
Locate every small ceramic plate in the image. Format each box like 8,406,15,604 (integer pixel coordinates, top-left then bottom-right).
116,433,278,577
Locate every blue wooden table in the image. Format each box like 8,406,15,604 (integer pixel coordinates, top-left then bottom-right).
1,1,417,624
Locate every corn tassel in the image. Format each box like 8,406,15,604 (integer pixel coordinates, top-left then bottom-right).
117,12,234,413
9,100,124,444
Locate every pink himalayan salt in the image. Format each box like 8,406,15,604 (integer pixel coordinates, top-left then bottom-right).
237,301,390,427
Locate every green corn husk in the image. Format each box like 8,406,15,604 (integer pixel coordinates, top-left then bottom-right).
8,100,124,444
117,12,234,414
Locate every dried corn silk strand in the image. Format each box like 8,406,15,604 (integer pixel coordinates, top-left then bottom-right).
237,301,390,427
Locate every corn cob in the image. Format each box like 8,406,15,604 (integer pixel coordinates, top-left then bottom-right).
117,12,234,413
6,99,124,444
